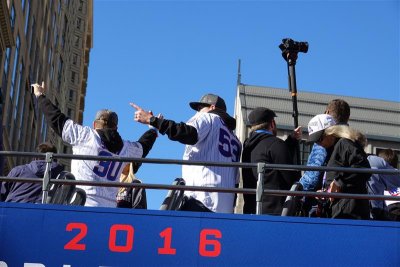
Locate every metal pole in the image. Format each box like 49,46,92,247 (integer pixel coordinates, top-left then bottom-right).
287,57,299,129
256,162,266,215
41,152,53,204
286,55,301,165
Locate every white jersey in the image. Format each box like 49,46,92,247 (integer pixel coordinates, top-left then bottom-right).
182,112,241,213
62,119,143,207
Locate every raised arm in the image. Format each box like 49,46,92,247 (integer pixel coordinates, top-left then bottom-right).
32,82,68,136
130,103,198,145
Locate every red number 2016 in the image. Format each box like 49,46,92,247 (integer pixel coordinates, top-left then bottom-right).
64,223,222,257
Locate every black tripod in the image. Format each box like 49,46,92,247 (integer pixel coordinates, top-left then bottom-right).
279,38,309,165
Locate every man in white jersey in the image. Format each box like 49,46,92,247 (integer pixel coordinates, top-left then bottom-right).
132,94,241,213
32,82,158,207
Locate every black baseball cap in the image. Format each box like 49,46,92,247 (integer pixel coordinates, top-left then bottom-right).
248,107,277,125
95,109,118,128
189,94,227,112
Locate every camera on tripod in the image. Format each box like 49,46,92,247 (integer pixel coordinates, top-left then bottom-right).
279,38,309,53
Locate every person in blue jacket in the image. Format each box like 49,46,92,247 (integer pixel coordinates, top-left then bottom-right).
367,149,400,221
0,142,64,203
300,99,350,216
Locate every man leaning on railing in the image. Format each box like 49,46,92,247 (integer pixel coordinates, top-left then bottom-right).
0,142,64,203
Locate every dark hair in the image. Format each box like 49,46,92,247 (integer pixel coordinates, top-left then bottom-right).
326,99,350,124
378,149,398,168
36,142,58,154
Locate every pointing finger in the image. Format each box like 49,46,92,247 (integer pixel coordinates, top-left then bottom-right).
129,103,142,111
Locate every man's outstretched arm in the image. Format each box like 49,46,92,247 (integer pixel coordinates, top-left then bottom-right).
130,103,198,145
32,82,68,136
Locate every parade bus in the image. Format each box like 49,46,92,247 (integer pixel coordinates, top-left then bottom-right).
0,151,399,267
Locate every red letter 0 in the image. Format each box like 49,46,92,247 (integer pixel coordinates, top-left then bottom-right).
158,227,176,255
64,222,87,250
199,229,222,257
109,224,134,253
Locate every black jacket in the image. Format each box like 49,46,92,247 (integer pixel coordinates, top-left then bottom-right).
151,109,236,145
1,160,64,203
326,138,371,220
241,132,300,215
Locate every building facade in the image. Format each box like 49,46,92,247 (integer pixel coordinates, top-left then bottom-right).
0,0,93,174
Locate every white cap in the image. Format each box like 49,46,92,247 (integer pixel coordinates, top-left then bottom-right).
307,114,336,143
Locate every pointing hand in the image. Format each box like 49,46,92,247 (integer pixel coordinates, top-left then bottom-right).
129,103,152,124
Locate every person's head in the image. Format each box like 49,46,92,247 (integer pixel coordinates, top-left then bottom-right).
36,142,57,153
325,99,350,124
189,93,227,113
248,107,278,135
93,109,118,130
307,114,337,148
378,149,398,168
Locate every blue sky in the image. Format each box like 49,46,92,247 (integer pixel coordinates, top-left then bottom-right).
84,0,399,209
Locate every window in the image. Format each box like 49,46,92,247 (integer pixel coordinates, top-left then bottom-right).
71,71,76,83
10,4,15,32
54,29,58,48
4,47,11,74
300,141,313,166
2,48,11,97
28,17,36,60
44,6,48,29
76,18,82,30
13,60,24,121
10,35,21,101
18,93,26,141
45,27,50,46
72,53,78,65
31,120,37,152
48,48,52,64
61,16,68,49
24,0,31,35
41,114,47,142
78,0,83,12
69,89,74,101
50,64,54,80
57,57,63,87
52,13,56,29
74,35,81,47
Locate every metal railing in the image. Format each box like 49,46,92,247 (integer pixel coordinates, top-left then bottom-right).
1,151,400,215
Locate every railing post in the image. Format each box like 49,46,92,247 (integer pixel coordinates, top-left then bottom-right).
256,162,266,215
41,152,53,204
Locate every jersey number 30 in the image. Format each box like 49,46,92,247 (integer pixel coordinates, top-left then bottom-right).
93,151,123,181
218,129,240,162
